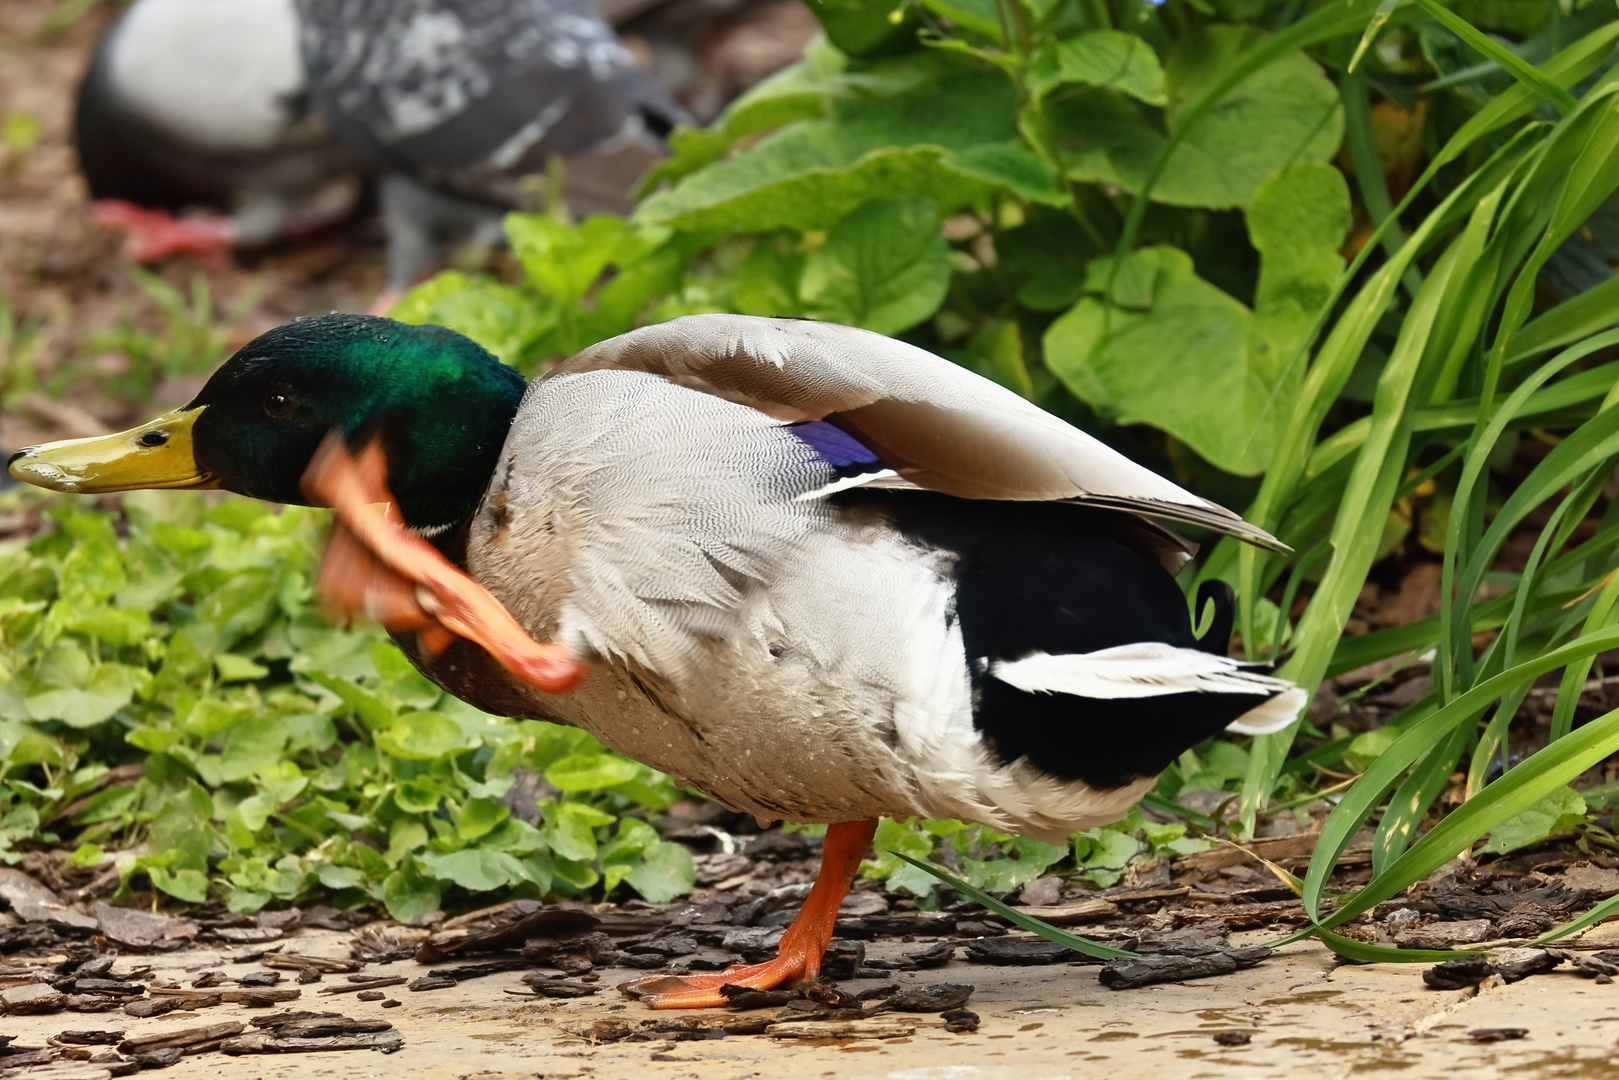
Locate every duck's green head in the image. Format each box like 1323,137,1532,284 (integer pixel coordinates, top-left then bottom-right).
8,314,526,533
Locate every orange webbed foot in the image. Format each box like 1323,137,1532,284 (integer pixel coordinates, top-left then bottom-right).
620,820,880,1010
301,432,589,695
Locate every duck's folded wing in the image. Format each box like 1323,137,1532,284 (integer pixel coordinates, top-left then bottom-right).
559,314,1284,551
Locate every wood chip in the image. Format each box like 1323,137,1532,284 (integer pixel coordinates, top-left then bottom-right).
220,1031,404,1054
963,937,1071,965
1005,898,1119,925
766,1018,918,1039
317,976,406,996
0,869,98,931
3,982,66,1013
886,983,975,1011
118,1022,244,1053
261,954,360,974
92,905,197,952
1099,947,1270,990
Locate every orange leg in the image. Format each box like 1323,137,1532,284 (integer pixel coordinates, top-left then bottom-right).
301,432,589,695
621,819,879,1010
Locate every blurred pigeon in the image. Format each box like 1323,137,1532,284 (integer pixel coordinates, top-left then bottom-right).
75,0,360,266
295,0,689,303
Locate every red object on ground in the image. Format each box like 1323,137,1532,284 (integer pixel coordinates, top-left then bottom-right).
91,200,237,268
622,818,880,1009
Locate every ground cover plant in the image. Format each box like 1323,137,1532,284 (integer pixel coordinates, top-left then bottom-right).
6,0,1619,959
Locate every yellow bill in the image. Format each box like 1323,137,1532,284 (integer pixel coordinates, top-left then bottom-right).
6,407,216,493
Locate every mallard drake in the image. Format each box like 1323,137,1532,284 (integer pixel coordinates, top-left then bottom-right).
8,313,1302,1008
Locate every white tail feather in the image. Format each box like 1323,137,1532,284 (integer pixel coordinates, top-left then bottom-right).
988,643,1304,735
1223,686,1307,734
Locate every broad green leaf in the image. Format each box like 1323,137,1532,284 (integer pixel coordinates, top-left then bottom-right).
1250,163,1352,366
1480,786,1588,854
800,198,951,335
810,0,918,56
1043,166,1345,475
28,663,139,728
313,864,365,890
387,820,430,866
1027,31,1167,104
419,849,532,892
454,797,510,842
734,236,807,318
214,654,269,683
59,537,125,602
1045,26,1342,209
219,718,289,782
545,752,641,792
545,801,615,862
637,67,1037,232
382,860,443,923
374,711,475,761
624,841,696,902
1044,247,1255,473
148,866,209,903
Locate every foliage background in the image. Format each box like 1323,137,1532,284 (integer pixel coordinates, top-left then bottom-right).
7,0,1619,940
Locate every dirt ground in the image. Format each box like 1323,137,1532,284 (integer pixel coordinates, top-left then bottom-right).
11,925,1619,1080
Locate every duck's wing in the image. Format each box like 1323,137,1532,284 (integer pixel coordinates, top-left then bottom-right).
557,314,1286,552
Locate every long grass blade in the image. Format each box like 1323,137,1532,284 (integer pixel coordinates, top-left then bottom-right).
1321,703,1619,929
891,853,1136,959
1411,0,1576,113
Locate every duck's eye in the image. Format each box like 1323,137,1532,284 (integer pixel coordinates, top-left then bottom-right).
138,430,168,448
264,393,294,420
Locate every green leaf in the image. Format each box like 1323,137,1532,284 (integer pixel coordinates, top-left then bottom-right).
1250,163,1352,368
545,801,614,862
1045,26,1342,210
219,718,289,782
213,653,269,683
544,752,641,793
390,271,557,365
800,198,951,335
382,860,443,923
418,849,533,892
636,66,1041,232
1044,248,1254,473
28,663,139,728
454,797,510,842
1480,785,1588,855
1028,31,1167,105
374,711,475,761
810,0,918,56
624,840,697,902
148,866,209,903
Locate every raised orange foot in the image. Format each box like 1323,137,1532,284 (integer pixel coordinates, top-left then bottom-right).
301,432,589,695
621,819,879,1009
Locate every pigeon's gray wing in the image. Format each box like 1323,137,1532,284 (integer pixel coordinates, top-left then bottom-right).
554,314,1287,551
296,0,684,206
